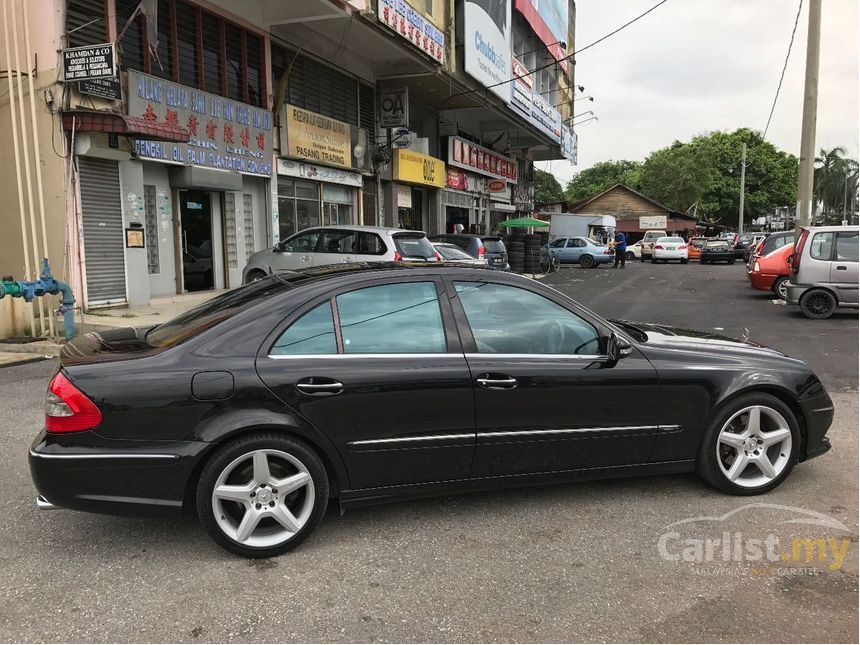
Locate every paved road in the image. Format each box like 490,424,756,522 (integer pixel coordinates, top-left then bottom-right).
0,264,856,643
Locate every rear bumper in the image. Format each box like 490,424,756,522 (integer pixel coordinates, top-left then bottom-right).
785,282,809,305
653,252,688,261
700,253,734,262
748,271,780,291
29,431,208,517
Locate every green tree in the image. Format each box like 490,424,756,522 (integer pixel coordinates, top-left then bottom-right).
564,160,643,202
814,147,859,223
534,168,565,204
639,141,715,212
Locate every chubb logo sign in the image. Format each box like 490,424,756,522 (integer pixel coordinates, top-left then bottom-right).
474,31,505,72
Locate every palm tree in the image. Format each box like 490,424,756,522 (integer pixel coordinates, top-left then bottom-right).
813,147,858,223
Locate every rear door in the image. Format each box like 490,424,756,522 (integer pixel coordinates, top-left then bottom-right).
315,229,358,266
831,230,859,304
256,276,475,489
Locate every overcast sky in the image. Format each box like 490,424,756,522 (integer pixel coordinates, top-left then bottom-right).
537,0,860,187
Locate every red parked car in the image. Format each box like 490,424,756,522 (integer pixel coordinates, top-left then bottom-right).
748,241,794,298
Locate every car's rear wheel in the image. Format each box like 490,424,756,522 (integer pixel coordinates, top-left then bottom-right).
625,251,635,260
650,258,657,264
580,254,595,268
729,259,735,265
771,276,789,299
696,393,799,495
800,288,837,319
197,433,329,558
681,258,688,264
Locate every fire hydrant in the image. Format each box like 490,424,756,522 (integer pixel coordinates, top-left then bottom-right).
0,259,76,340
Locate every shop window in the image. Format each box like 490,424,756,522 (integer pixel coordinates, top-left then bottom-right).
323,184,354,226
243,194,255,261
225,23,243,101
151,0,174,81
175,1,199,87
117,0,145,72
224,193,239,269
277,178,321,242
336,283,446,354
66,0,107,48
201,13,223,94
246,34,263,108
143,185,160,274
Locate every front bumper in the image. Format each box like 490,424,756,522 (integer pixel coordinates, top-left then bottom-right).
29,431,207,517
798,389,835,462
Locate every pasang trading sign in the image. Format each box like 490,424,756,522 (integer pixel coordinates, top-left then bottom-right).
378,0,445,64
448,136,517,183
127,71,273,176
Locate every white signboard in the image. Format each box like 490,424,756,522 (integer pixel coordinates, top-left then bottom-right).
379,88,409,128
639,215,667,230
277,159,363,187
463,0,511,102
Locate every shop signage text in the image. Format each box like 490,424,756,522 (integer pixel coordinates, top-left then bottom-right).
78,77,122,101
639,215,667,230
561,125,578,165
277,159,362,188
62,44,116,82
127,71,273,176
281,104,371,172
463,0,511,102
510,56,561,143
379,87,409,128
378,0,445,64
393,148,445,188
447,136,517,182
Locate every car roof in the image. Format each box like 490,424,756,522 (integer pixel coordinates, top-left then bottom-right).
804,225,859,232
431,233,483,240
299,225,426,235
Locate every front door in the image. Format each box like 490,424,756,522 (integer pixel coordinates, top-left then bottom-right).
256,277,475,490
447,279,662,477
179,190,214,292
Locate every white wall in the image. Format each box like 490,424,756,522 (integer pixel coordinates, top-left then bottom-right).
142,164,177,297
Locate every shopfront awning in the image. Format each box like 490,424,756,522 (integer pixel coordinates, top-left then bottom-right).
62,109,189,142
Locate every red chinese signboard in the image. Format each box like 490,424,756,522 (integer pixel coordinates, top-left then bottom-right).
447,136,517,183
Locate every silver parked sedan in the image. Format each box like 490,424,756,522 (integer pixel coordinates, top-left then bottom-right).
242,225,439,283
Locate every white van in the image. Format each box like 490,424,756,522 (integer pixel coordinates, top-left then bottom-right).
640,230,667,261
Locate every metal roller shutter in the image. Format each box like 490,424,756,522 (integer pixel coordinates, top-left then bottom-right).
78,157,127,306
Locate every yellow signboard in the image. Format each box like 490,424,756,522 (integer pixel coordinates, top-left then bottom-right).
393,148,445,188
282,104,352,168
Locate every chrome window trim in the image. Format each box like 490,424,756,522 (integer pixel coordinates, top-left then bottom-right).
347,433,475,447
267,352,464,360
465,353,606,360
29,450,178,461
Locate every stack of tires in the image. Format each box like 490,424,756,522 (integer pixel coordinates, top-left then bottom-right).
507,232,525,273
522,234,542,273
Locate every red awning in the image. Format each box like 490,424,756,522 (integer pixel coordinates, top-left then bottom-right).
62,109,189,142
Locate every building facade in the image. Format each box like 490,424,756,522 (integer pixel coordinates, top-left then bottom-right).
0,0,577,338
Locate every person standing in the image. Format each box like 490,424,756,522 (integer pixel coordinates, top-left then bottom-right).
613,231,627,268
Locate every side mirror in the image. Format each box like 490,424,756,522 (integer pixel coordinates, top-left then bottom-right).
272,244,283,253
606,332,633,362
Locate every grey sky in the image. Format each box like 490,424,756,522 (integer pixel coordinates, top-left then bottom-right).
537,0,860,188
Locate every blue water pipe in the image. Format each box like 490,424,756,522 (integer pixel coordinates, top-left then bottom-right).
0,259,76,340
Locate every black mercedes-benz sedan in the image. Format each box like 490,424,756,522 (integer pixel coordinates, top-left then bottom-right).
30,264,834,557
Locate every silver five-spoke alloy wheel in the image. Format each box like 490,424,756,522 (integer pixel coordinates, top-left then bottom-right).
212,449,315,548
716,405,793,488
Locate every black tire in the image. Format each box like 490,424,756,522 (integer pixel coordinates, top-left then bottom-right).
650,258,657,264
701,259,709,265
625,251,635,260
580,254,595,268
681,258,688,264
196,433,329,558
696,392,800,495
245,269,267,284
729,259,735,265
799,288,837,319
771,276,789,299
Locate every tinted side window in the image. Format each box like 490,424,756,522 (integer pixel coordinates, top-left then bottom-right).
318,230,357,254
357,232,386,255
336,282,446,353
455,282,601,355
836,231,859,262
271,302,337,355
810,232,834,260
549,239,566,248
283,231,320,252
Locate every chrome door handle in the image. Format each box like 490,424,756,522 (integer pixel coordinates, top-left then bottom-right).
300,256,311,262
476,377,518,389
296,379,343,395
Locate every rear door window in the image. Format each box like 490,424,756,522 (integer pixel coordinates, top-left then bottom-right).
836,231,859,262
393,234,436,260
336,282,446,353
318,230,358,254
356,232,387,255
271,302,337,355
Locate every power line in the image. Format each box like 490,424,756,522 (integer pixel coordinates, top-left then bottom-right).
763,0,804,137
443,0,671,105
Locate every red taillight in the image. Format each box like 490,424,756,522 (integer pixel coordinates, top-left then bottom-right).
393,251,403,261
791,230,807,274
655,245,664,250
477,245,485,258
604,248,613,255
754,239,765,255
679,244,687,250
45,372,102,433
434,251,442,261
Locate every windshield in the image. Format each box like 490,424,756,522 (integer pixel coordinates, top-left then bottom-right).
691,239,706,248
481,238,506,253
434,244,473,260
393,234,436,259
146,278,291,347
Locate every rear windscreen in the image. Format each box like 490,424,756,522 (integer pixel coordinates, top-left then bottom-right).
482,238,505,253
394,234,436,259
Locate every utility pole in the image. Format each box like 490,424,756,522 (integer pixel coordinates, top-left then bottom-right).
738,142,747,235
795,0,822,240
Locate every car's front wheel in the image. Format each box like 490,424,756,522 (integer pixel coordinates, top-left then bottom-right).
696,393,799,495
197,433,329,558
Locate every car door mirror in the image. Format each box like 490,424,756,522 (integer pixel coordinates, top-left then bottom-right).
606,332,633,362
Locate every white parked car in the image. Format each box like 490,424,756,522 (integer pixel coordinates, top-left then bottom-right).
625,240,643,260
651,236,689,264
